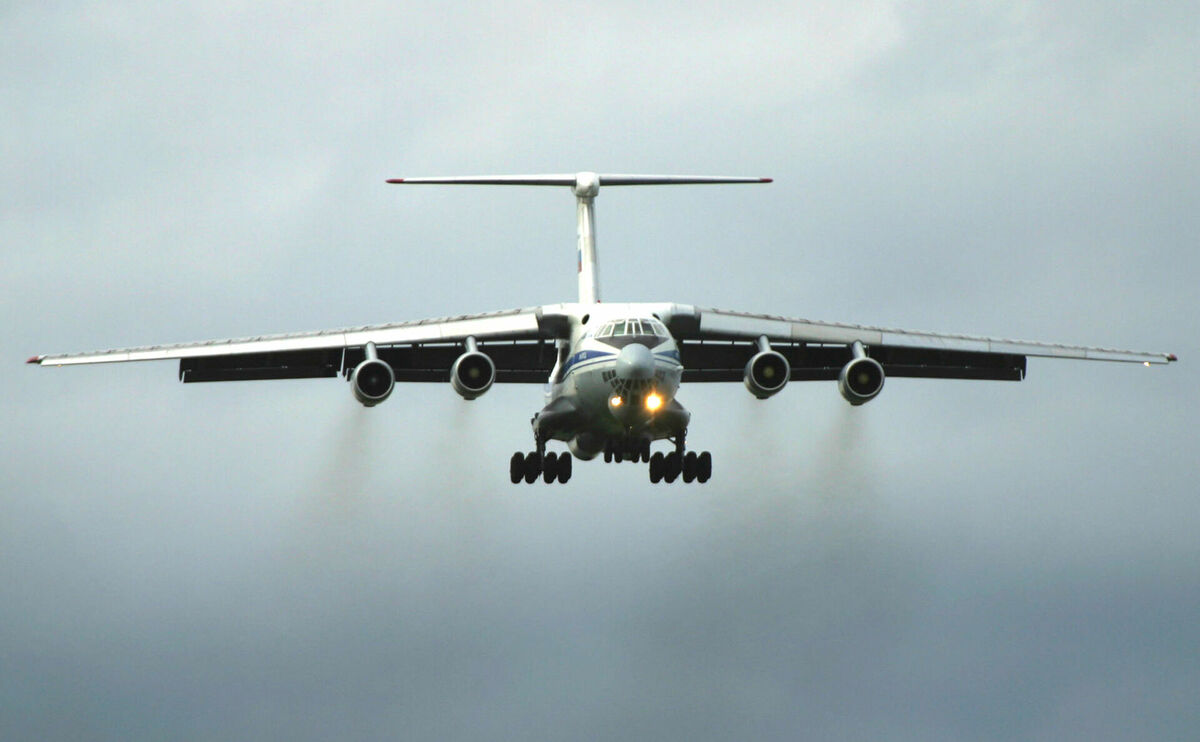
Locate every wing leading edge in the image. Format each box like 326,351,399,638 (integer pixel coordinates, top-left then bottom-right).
28,307,568,384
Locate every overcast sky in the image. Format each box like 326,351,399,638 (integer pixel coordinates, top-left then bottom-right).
3,2,1198,740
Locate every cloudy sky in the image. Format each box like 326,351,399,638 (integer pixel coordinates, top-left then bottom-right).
3,2,1198,739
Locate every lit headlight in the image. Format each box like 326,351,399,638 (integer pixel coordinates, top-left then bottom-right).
610,394,624,408
645,392,663,412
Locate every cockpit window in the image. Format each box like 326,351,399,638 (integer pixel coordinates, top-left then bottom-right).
594,318,668,340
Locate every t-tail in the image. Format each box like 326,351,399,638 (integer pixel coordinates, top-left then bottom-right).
387,172,771,305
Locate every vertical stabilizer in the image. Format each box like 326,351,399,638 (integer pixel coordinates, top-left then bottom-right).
572,172,601,304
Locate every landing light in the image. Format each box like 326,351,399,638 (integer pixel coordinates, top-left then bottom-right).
610,394,623,407
645,392,663,412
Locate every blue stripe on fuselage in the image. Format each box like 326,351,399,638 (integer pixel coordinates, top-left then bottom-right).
561,349,615,377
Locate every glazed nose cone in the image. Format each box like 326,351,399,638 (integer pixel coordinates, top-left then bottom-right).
616,343,654,380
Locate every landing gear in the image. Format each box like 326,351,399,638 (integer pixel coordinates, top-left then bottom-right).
523,451,541,484
682,451,697,483
663,451,681,483
510,449,572,484
604,436,650,464
509,452,524,484
649,452,665,483
646,430,712,484
697,451,712,482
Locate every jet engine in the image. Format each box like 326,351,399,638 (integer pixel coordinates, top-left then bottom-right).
351,345,395,407
450,337,496,400
744,336,790,399
838,344,885,405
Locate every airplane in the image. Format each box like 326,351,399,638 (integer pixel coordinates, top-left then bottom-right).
27,172,1177,485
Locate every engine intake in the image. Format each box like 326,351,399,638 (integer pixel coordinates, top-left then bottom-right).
838,344,884,405
451,337,496,400
351,354,395,407
744,336,790,399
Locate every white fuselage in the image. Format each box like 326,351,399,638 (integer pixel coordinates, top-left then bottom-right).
534,303,687,458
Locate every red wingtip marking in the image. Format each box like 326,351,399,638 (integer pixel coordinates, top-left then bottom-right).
1168,354,1178,362
760,177,773,183
26,355,41,364
386,178,405,183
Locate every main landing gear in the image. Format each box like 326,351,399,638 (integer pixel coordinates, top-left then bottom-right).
648,451,712,484
508,432,711,485
510,450,572,484
648,431,712,484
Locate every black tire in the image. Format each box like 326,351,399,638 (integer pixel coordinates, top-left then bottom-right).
604,448,613,463
510,452,524,484
557,453,572,484
664,451,681,483
542,452,558,483
641,439,651,462
649,452,665,483
523,451,541,484
682,451,697,483
697,451,712,483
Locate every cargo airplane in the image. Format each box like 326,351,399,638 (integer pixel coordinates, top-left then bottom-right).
28,173,1176,484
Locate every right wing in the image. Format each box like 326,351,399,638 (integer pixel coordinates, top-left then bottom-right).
28,306,572,384
667,307,1176,383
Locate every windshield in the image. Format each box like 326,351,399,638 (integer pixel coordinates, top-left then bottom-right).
595,318,667,339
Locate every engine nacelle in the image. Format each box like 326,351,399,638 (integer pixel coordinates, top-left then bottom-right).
838,356,885,405
351,358,395,407
451,350,496,400
744,349,790,399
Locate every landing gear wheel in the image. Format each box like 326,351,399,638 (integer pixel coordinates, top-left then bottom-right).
697,451,712,483
682,451,698,483
604,447,613,463
557,453,572,483
542,452,558,483
523,451,541,484
510,452,525,484
664,451,681,483
641,439,651,463
649,452,665,483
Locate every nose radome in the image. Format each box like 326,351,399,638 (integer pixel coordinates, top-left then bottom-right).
616,343,654,380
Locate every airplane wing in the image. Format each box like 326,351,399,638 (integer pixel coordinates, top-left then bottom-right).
669,307,1177,383
27,307,570,384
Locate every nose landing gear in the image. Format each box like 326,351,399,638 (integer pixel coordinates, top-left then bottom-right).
603,436,651,463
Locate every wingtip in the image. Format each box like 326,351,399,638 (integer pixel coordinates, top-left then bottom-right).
26,355,42,365
1167,353,1178,362
760,177,773,183
386,178,405,184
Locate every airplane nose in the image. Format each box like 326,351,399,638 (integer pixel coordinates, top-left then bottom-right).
616,343,655,380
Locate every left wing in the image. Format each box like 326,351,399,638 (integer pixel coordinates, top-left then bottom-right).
28,306,570,384
667,307,1176,382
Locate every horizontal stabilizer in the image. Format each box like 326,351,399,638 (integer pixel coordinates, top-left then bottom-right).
387,173,771,186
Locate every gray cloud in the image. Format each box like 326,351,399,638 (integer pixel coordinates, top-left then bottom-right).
3,2,1198,740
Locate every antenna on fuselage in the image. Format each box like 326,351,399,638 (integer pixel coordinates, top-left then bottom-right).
386,172,771,305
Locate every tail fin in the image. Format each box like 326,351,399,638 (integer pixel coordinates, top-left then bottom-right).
387,172,771,305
